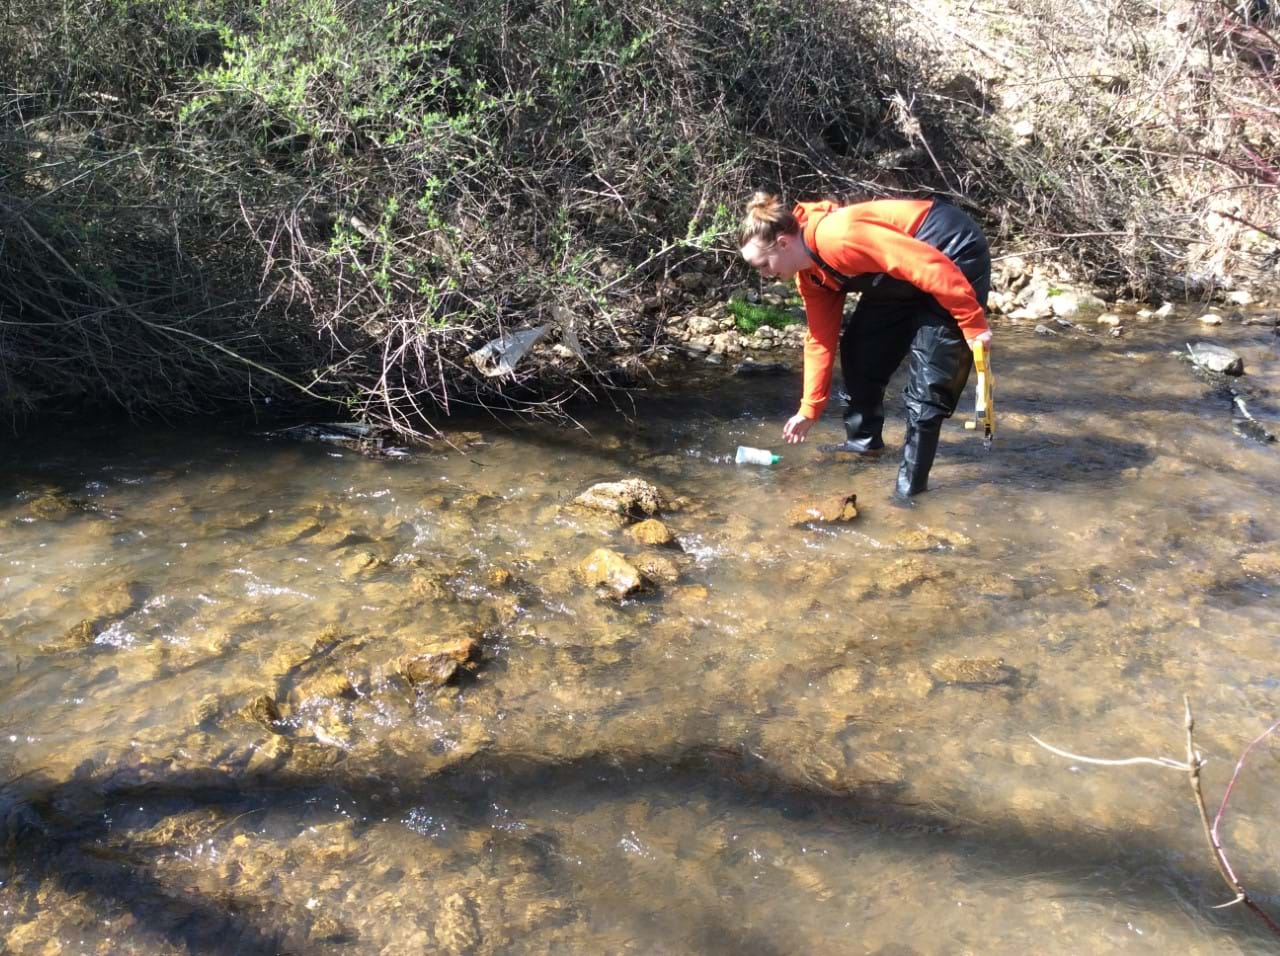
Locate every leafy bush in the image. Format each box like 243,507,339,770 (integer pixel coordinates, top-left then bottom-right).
728,300,801,334
3,0,1278,429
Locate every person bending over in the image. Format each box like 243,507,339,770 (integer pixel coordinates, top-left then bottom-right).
739,191,993,498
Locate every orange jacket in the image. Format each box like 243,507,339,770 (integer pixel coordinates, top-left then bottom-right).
794,199,989,420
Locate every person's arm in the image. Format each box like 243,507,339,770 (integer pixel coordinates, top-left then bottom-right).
795,274,844,420
782,274,844,443
827,222,990,342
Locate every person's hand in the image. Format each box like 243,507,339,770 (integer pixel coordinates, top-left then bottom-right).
782,413,814,444
968,330,993,351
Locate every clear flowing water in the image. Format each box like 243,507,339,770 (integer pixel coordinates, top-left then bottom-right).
2,313,1279,955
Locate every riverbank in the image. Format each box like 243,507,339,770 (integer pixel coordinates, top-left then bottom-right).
5,0,1279,433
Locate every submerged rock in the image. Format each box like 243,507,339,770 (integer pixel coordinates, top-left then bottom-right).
895,527,973,552
244,694,284,730
434,892,482,953
733,359,790,376
21,492,95,521
929,657,1016,687
626,518,676,547
290,671,357,708
57,619,96,648
634,552,679,585
786,493,858,526
1239,551,1280,577
577,548,649,598
339,549,386,579
573,479,664,518
85,578,145,621
1187,341,1244,375
397,636,480,687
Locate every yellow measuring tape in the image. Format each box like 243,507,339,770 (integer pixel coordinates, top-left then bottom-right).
963,341,994,448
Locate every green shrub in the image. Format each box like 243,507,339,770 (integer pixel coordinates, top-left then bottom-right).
727,300,801,334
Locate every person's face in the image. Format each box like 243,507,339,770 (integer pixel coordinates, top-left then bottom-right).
740,234,804,281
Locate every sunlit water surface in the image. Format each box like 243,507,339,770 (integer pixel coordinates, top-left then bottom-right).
2,313,1279,955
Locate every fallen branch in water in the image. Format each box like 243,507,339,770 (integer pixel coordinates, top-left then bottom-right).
1032,696,1280,938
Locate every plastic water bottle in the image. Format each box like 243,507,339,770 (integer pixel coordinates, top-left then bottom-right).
735,445,781,466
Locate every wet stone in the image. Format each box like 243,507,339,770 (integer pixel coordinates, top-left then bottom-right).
626,518,676,547
848,750,906,785
190,694,222,727
894,527,972,552
634,552,679,585
1187,341,1244,375
576,548,649,598
266,515,323,545
309,523,368,548
86,578,144,620
434,891,482,953
244,694,285,731
786,493,859,526
573,478,664,518
450,491,502,512
929,657,1016,687
57,619,96,648
23,492,94,521
340,549,386,579
410,571,452,600
291,671,357,707
397,636,480,687
671,584,710,607
877,557,940,593
1239,551,1280,577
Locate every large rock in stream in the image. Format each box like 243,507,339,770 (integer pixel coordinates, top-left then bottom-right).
573,479,664,518
1187,342,1245,376
786,493,858,527
576,548,650,598
397,636,481,688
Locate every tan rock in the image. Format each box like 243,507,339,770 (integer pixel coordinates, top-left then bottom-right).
672,585,710,606
849,750,905,785
634,552,679,585
434,892,481,953
1240,551,1280,577
25,492,92,521
59,619,96,647
340,549,385,579
89,579,143,619
895,527,972,552
291,671,357,707
573,479,664,518
576,548,649,598
244,694,284,730
627,518,675,547
397,637,480,687
786,493,858,526
410,571,451,600
878,556,936,593
929,657,1014,686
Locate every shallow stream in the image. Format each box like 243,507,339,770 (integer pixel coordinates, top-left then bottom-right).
2,311,1279,954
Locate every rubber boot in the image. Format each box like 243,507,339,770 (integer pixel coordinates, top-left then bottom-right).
894,423,941,497
820,395,886,454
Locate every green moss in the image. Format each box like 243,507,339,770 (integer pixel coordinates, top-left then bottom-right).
727,299,801,334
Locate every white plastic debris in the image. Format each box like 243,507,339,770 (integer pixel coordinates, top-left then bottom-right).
469,324,551,377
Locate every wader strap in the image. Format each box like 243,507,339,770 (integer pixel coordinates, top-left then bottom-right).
800,212,858,293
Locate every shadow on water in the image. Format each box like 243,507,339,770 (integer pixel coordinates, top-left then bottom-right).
5,741,1276,955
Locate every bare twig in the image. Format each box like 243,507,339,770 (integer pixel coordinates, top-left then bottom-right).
1031,701,1280,938
1183,697,1280,935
